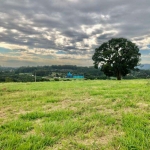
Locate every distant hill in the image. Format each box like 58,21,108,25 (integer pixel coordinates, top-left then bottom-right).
139,64,150,70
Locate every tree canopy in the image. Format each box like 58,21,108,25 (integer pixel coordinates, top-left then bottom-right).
92,38,141,80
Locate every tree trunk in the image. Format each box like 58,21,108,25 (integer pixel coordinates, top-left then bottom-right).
117,71,122,80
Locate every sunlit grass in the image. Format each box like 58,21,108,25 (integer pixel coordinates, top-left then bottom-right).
0,79,150,149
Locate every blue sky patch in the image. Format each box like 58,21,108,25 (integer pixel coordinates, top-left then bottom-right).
0,47,12,54
147,45,150,48
56,50,66,54
140,50,150,55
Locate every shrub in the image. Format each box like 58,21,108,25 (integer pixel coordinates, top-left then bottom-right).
54,78,59,81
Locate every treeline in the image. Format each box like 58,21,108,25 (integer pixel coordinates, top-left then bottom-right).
0,65,150,82
0,72,49,82
0,65,106,82
15,65,77,74
15,65,105,79
126,69,150,79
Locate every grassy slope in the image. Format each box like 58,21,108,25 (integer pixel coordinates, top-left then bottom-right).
0,80,150,150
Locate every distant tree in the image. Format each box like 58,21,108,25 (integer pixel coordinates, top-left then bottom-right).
5,77,13,82
92,38,141,80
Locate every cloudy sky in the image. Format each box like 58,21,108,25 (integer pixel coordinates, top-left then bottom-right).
0,0,150,67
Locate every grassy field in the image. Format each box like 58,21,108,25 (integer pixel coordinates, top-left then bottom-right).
0,80,150,150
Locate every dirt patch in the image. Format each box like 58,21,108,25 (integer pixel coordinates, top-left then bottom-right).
76,130,121,146
136,102,149,108
121,107,133,113
0,106,12,118
0,110,7,118
16,109,31,115
23,129,36,138
42,99,78,111
0,107,16,124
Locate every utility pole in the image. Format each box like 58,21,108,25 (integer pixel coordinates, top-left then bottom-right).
35,71,36,82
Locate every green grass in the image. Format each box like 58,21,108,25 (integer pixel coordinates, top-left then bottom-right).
0,79,150,149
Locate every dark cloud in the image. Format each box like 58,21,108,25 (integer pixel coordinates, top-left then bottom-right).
97,33,116,40
0,0,150,66
63,29,88,39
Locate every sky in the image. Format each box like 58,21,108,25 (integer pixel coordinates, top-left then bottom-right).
0,0,150,67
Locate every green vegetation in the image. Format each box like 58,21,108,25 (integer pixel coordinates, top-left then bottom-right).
0,65,105,82
0,80,150,149
92,38,141,80
0,65,150,82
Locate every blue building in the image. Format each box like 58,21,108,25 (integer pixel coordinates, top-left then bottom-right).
73,75,84,79
66,72,84,79
66,72,73,78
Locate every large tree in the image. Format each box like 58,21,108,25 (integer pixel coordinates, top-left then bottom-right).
92,38,141,80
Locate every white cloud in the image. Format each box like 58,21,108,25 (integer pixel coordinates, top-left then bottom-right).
0,0,150,66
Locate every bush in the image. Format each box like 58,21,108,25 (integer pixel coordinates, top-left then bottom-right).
63,79,71,81
54,78,59,81
5,77,13,82
97,76,107,80
123,75,136,79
